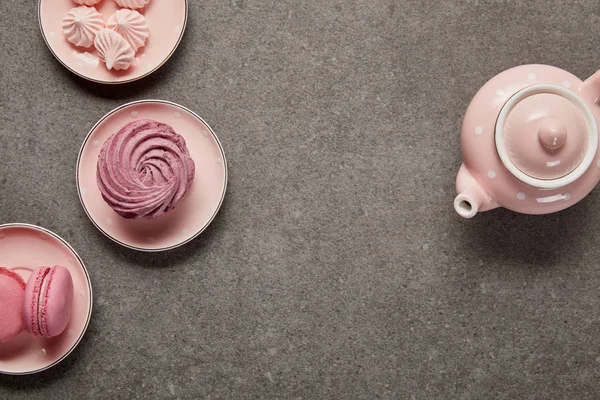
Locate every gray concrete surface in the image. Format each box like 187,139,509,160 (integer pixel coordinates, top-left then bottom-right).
2,0,600,398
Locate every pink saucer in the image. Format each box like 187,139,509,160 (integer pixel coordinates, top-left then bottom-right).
38,0,187,84
0,224,92,375
77,100,228,252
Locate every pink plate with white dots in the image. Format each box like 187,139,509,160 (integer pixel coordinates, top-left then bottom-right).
0,224,93,375
38,0,187,84
77,100,228,252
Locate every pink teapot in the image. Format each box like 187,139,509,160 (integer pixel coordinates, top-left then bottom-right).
455,64,600,218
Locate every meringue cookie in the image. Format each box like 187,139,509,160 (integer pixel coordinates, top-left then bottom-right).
71,0,103,5
97,119,196,219
94,29,135,70
62,6,104,48
107,9,149,52
114,0,150,9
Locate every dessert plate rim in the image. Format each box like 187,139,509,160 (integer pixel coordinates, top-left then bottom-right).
76,99,228,252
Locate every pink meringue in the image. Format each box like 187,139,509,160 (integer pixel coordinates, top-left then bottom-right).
72,0,103,5
94,28,135,71
97,120,196,219
62,6,104,48
114,0,150,9
107,9,149,52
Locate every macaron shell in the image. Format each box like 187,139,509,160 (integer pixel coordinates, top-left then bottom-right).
23,267,49,337
23,266,74,338
42,266,74,338
0,268,26,343
0,267,26,289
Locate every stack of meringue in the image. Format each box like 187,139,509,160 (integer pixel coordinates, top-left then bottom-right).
62,0,151,71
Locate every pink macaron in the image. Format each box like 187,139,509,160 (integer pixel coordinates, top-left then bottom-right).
23,266,74,338
0,268,26,343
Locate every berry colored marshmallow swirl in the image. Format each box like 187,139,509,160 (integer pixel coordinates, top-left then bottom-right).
97,119,195,219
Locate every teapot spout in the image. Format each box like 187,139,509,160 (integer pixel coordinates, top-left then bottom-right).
454,164,498,218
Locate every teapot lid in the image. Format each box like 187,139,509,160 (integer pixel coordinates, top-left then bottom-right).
495,84,598,189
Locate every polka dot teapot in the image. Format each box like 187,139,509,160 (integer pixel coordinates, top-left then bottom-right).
454,64,600,218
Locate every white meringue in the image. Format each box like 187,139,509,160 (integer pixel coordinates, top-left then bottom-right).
71,0,102,5
94,29,135,71
114,0,150,9
107,9,149,52
73,50,100,68
62,6,104,48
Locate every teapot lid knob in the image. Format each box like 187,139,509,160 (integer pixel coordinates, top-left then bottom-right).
538,119,567,150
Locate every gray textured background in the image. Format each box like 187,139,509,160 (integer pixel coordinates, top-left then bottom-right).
1,0,600,398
